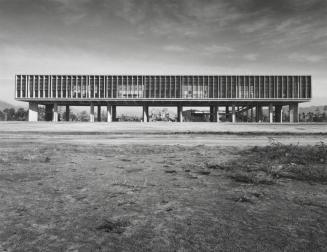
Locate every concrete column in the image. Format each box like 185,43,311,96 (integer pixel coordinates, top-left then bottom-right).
97,106,101,122
215,106,219,123
294,103,299,123
289,103,299,123
256,105,263,122
290,104,294,123
143,105,149,122
28,102,38,122
65,105,70,122
246,108,249,122
112,105,117,122
177,105,183,123
210,105,214,122
90,103,95,122
107,105,112,123
250,107,254,122
225,106,229,122
269,103,273,123
45,105,53,121
275,105,283,123
53,103,58,122
232,104,236,123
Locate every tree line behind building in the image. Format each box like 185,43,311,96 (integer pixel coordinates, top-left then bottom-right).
1,106,327,123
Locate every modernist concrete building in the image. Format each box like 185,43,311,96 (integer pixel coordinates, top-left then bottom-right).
15,75,312,123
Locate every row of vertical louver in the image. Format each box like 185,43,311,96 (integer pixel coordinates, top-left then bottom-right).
16,75,311,100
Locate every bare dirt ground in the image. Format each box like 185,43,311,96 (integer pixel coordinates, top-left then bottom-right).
0,122,327,251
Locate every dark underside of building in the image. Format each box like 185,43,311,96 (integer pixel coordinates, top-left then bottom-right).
15,75,311,123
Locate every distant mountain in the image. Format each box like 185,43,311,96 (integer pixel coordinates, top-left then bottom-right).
299,105,327,114
0,100,18,110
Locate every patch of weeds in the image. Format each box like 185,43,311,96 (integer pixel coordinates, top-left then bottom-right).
117,201,136,206
213,141,327,184
229,171,275,185
186,174,198,179
111,176,134,187
234,195,254,204
293,197,327,209
126,168,143,173
258,141,327,166
195,170,211,175
206,163,228,170
282,164,327,183
120,158,131,162
108,192,125,198
227,190,262,204
165,170,177,174
22,153,34,161
96,219,130,234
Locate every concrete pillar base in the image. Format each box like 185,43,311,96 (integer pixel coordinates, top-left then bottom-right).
90,103,95,123
225,106,229,122
215,106,219,123
232,105,236,123
53,103,58,122
143,105,149,122
269,103,273,123
97,106,101,122
290,103,299,123
28,102,38,122
107,106,112,123
256,105,263,122
112,105,117,122
209,105,214,122
250,107,254,122
65,105,70,122
177,105,183,123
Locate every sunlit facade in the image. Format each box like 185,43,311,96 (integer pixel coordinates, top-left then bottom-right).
16,75,311,100
15,74,312,123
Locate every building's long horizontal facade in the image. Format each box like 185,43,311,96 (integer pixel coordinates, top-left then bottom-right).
16,75,311,100
15,74,312,123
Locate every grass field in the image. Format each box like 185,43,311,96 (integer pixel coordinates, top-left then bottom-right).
0,122,327,251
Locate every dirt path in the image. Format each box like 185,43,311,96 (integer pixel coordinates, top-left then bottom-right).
0,132,326,146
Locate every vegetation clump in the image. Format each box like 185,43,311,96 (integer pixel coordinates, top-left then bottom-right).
217,141,327,184
96,219,130,234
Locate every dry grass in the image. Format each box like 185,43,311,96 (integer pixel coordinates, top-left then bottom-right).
0,138,327,251
212,141,327,185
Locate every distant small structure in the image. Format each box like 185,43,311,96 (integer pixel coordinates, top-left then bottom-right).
183,109,210,122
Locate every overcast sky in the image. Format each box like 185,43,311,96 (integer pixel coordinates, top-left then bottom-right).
0,0,326,106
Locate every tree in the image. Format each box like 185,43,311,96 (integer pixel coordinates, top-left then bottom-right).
78,111,89,121
3,108,16,121
0,111,4,121
16,108,28,121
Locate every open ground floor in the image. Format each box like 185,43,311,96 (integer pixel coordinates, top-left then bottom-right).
27,102,301,123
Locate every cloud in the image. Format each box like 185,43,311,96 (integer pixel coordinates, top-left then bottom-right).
288,53,326,63
239,19,272,34
243,54,258,61
163,45,187,52
203,44,234,54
